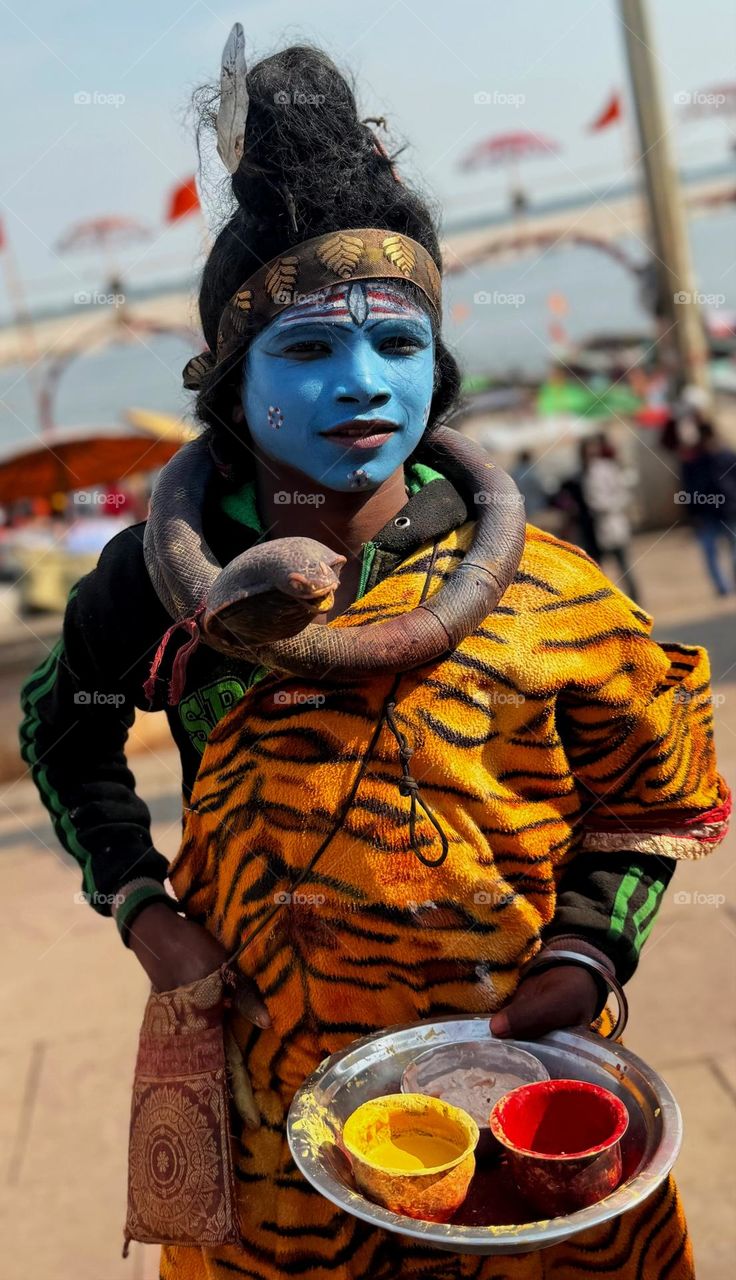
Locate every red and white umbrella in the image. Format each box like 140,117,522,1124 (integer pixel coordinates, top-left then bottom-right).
56,216,152,254
459,130,561,172
459,131,561,213
55,215,152,297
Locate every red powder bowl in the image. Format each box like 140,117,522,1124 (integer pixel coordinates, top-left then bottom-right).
489,1079,629,1218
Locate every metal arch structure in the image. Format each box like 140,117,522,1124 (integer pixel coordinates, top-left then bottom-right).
37,314,198,434
441,178,736,281
443,228,644,280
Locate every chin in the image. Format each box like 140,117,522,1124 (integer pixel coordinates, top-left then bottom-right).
325,472,383,494
339,458,404,491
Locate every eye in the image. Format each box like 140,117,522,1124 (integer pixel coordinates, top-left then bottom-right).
281,339,332,357
379,335,424,354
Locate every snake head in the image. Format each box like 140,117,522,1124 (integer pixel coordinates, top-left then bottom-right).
201,539,349,650
286,556,346,613
263,539,344,607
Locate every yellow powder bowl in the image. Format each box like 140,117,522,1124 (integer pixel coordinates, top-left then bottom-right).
341,1093,479,1223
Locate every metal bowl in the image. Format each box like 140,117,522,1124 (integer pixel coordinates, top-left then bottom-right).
401,1039,549,1130
287,1015,682,1256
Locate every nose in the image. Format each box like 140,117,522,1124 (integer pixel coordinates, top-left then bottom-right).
333,344,392,411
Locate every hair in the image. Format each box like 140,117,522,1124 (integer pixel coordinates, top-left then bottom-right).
190,44,462,481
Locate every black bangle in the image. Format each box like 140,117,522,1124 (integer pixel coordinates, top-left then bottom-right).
520,948,629,1040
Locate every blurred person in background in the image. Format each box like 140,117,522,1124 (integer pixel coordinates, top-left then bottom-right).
581,434,641,603
677,421,736,596
510,447,549,520
550,440,601,560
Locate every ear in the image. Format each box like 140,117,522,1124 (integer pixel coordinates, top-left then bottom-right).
232,403,245,423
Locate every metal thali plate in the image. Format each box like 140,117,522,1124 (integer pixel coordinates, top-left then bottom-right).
287,1015,682,1256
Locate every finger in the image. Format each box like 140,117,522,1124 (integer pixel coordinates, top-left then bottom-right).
224,1027,260,1129
230,975,271,1029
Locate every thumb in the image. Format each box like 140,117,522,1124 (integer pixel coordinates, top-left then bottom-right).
229,973,271,1029
491,986,566,1041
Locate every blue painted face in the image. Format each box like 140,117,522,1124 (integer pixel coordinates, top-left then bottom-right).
241,281,435,491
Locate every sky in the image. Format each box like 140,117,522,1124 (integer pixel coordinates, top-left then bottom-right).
1,0,734,316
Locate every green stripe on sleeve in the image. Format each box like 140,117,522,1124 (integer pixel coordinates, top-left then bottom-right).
607,863,666,957
631,879,666,955
637,911,660,951
19,620,99,898
608,868,641,942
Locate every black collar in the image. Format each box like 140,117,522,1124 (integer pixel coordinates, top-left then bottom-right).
207,475,470,566
371,477,469,554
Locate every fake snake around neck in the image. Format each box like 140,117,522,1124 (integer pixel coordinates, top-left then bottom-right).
142,427,526,682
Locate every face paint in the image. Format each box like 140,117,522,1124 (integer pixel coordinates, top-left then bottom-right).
241,280,435,492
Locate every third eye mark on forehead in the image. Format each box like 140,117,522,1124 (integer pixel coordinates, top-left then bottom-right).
272,281,431,335
273,316,431,339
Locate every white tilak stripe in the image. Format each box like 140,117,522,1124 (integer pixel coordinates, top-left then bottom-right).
278,282,426,325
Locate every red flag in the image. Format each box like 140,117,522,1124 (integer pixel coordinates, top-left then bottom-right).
588,92,622,132
166,176,200,224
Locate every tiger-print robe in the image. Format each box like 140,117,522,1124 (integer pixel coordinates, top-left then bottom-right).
161,522,729,1279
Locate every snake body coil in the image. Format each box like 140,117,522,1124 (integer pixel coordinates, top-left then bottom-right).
143,427,526,681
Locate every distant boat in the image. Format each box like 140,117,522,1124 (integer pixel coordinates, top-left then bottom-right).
123,407,198,443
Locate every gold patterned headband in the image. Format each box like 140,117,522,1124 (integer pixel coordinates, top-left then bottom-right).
182,227,442,390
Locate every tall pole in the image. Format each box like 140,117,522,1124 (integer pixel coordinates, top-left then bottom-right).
618,0,711,399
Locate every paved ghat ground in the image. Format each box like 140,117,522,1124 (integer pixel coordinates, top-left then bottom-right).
0,527,734,1280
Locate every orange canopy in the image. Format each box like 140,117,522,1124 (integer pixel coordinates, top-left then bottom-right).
0,427,181,504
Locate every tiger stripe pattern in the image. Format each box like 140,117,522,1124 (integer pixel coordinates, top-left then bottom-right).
161,523,726,1278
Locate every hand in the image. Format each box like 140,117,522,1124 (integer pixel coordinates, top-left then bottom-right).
490,964,599,1040
128,903,270,1028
